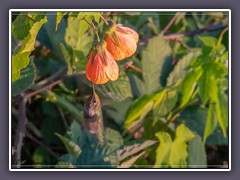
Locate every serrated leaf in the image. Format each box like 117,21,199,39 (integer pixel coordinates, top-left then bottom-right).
105,128,124,149
56,12,68,30
167,51,200,86
65,15,94,56
12,14,47,82
68,121,85,147
141,33,172,93
55,133,81,160
98,68,132,101
12,59,36,96
179,66,202,108
203,103,218,143
154,132,172,168
188,134,207,168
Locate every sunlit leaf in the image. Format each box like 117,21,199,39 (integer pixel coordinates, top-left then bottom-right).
12,14,47,82
12,59,36,96
56,12,68,30
154,132,172,168
141,33,172,93
179,66,202,108
167,51,200,86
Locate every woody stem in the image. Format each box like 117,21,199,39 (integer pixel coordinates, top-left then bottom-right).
83,18,100,42
100,14,109,25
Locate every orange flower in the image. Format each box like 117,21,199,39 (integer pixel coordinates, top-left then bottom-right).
86,40,119,84
103,20,139,61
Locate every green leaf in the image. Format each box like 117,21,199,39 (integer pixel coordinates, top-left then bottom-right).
105,99,132,126
12,14,47,82
127,72,146,98
12,14,33,40
55,133,81,160
203,103,218,143
179,66,202,108
169,138,188,168
67,121,85,147
188,134,207,168
105,128,124,149
167,51,200,86
12,59,36,96
154,132,172,168
56,12,68,30
65,15,94,56
198,61,227,104
212,84,228,137
37,13,66,56
198,36,217,48
38,90,84,123
141,33,172,93
59,43,73,75
177,106,228,145
32,147,51,168
169,124,195,168
98,68,132,101
124,89,167,131
175,124,195,142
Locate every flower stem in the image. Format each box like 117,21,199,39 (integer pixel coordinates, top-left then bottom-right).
83,18,100,42
100,14,109,25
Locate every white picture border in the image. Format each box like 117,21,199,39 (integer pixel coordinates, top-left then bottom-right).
9,9,231,171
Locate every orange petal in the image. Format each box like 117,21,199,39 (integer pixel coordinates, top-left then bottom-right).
104,50,119,81
86,53,110,84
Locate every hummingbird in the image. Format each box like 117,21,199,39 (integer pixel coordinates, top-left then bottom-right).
83,88,104,146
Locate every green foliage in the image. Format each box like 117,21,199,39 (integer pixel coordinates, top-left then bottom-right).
188,134,207,168
154,124,195,168
12,14,47,82
11,11,229,169
12,59,36,96
141,33,172,93
56,12,68,30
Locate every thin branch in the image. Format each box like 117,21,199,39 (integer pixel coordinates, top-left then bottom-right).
100,14,109,25
24,79,63,99
124,61,142,72
83,17,100,42
140,24,228,45
57,107,68,130
162,12,181,34
12,95,27,168
178,40,192,51
26,133,58,158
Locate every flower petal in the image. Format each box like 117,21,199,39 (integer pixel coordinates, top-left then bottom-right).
104,51,119,81
86,53,110,84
